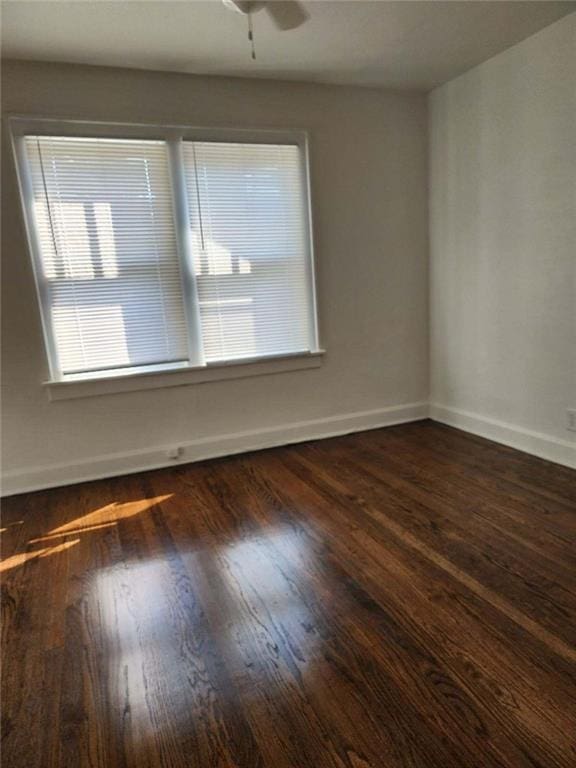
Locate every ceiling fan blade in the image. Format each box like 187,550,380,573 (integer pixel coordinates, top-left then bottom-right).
265,1,309,30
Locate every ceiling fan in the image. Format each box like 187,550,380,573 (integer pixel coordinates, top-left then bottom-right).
222,0,310,32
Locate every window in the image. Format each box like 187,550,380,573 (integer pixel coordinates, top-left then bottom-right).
12,120,320,385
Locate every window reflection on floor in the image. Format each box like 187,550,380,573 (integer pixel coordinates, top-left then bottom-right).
90,526,319,725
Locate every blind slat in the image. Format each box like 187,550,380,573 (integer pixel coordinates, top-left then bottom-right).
26,136,189,375
183,141,313,362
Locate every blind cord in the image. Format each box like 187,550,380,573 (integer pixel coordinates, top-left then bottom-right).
191,143,206,252
36,139,60,267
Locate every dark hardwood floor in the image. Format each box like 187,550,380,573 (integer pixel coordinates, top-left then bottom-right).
2,420,575,767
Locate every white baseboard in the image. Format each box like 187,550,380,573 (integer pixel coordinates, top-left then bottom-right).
5,401,572,496
1,402,429,496
430,403,576,470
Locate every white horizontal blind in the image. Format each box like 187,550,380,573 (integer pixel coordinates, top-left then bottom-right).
183,141,313,362
25,136,189,375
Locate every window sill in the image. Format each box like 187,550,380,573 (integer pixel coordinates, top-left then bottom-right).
44,350,325,401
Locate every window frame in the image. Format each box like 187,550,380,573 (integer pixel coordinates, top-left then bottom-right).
9,116,323,397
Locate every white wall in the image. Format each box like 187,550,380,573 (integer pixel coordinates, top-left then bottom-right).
429,14,576,466
1,61,429,492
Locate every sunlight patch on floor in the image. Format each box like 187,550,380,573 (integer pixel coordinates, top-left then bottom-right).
48,495,173,535
0,539,80,573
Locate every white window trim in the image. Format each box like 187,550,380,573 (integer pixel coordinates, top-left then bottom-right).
9,115,323,399
44,350,325,401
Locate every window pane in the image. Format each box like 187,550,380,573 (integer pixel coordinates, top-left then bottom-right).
25,136,188,375
183,141,314,362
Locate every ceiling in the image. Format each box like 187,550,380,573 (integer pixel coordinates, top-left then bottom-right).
2,0,574,91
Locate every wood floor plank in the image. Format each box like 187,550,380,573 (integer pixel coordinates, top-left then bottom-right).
294,436,576,645
164,466,467,768
200,458,554,768
400,422,576,507
1,421,575,767
250,451,576,749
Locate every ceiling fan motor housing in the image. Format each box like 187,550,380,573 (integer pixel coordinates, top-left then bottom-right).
223,0,266,16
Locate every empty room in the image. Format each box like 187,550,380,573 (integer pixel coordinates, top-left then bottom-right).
1,1,575,766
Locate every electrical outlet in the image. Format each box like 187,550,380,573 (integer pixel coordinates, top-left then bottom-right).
567,410,576,432
166,446,183,460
